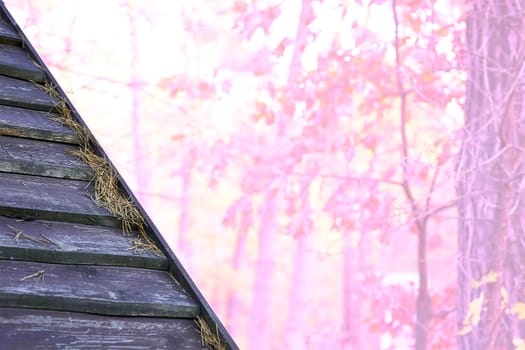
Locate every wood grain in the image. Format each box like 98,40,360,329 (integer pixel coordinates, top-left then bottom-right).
0,307,207,350
0,44,44,82
0,104,79,143
0,135,92,180
0,75,58,111
0,172,119,227
0,19,19,45
0,260,199,318
0,216,168,269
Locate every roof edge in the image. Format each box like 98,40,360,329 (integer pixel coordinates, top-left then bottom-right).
0,3,239,349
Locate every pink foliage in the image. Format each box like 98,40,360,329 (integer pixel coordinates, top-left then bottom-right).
12,0,467,348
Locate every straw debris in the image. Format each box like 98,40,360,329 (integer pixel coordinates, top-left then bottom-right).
196,316,226,350
39,80,225,349
42,81,161,256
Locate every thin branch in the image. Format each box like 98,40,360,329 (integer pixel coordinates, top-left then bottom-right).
392,0,425,231
425,166,441,215
393,1,430,349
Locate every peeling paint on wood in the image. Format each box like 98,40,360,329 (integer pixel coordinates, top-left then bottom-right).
0,135,93,180
0,19,19,45
0,104,79,143
0,216,168,269
0,3,237,348
0,75,58,111
0,172,119,227
0,44,44,82
0,307,208,349
0,260,199,318
0,135,92,179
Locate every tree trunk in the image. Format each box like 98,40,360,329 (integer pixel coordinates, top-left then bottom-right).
341,230,362,349
177,153,195,273
284,230,309,349
415,218,431,350
248,190,278,350
128,1,148,205
177,154,193,251
457,1,525,348
392,1,431,347
285,198,313,350
226,199,250,336
225,228,247,336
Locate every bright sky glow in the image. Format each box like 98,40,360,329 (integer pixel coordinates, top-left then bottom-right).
4,0,466,348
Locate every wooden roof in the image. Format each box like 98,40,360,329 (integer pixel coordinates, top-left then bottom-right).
0,3,237,349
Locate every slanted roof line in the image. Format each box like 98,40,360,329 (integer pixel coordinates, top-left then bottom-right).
0,2,238,349
39,83,162,255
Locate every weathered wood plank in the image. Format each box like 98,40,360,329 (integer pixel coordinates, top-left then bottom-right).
0,216,168,270
0,44,44,82
0,19,19,45
0,135,92,180
0,307,207,350
0,172,119,227
0,104,79,143
0,75,58,111
0,260,199,318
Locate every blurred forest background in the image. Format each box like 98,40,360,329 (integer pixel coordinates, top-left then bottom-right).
3,0,496,349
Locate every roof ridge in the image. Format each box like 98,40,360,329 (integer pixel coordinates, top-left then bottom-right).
0,3,238,349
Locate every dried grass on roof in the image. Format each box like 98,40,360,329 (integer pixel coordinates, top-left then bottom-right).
196,316,226,350
43,81,161,256
43,81,229,348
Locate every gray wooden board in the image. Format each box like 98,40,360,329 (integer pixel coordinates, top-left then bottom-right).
0,135,93,180
0,216,168,270
0,75,58,111
0,104,79,143
0,307,207,350
0,44,44,82
0,172,119,227
0,19,19,45
0,260,199,318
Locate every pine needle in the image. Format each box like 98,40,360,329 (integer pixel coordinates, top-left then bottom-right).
196,316,226,350
42,81,162,256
